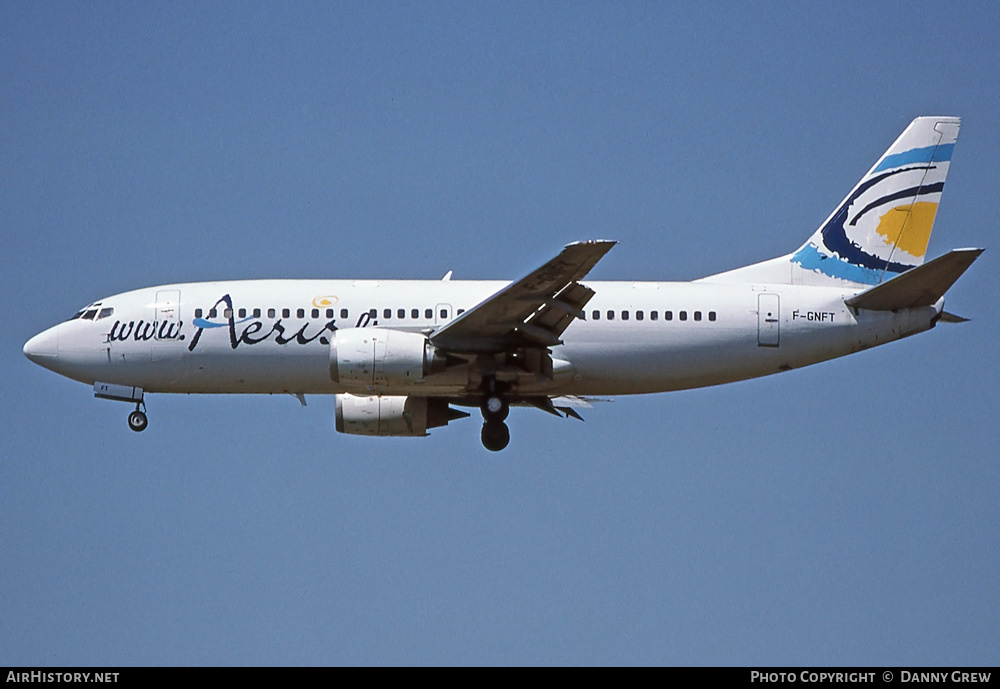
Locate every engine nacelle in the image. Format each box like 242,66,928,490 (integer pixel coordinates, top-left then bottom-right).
330,328,446,392
335,394,460,437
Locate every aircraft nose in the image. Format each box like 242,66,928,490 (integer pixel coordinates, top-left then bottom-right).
23,326,59,370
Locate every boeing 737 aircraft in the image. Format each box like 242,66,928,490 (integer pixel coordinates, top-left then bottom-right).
24,117,981,451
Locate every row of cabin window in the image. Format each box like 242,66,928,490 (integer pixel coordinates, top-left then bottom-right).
370,308,466,319
193,307,467,320
592,309,717,322
196,307,345,320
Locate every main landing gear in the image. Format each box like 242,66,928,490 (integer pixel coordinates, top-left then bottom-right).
481,419,509,452
480,387,510,452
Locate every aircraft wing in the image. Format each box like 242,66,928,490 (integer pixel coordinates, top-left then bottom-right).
429,240,616,353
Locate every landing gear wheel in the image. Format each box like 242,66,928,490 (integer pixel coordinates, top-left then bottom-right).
481,394,509,422
128,410,148,433
481,421,510,452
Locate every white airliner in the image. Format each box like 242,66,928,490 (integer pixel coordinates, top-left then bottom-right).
24,117,981,451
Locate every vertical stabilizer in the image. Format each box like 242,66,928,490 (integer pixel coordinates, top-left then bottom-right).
792,116,960,286
700,117,960,287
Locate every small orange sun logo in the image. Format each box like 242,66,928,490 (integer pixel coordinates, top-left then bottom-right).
312,296,338,308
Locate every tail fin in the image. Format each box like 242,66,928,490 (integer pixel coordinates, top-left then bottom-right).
701,117,960,286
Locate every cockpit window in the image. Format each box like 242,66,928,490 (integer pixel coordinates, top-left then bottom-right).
70,302,102,321
96,307,114,320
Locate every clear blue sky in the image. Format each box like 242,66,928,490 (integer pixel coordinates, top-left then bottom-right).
2,2,997,665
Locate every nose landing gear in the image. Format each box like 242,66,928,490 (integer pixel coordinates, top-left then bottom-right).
94,382,149,433
127,404,148,432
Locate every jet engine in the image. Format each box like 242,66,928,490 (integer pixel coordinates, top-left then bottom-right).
335,394,468,436
330,328,447,392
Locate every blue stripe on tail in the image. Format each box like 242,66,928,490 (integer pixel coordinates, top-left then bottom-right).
874,143,954,172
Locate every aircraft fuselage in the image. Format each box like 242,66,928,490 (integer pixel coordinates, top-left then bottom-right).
25,278,938,398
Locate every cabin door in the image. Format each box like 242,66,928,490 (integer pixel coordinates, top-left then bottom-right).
758,294,780,347
154,290,182,341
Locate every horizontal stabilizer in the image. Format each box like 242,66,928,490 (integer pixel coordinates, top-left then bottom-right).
845,248,983,311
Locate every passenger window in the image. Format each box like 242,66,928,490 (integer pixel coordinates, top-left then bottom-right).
195,308,203,318
694,311,702,321
397,309,405,319
209,308,218,318
457,309,465,315
622,311,629,321
312,309,320,319
592,310,600,321
253,308,261,318
340,308,349,318
440,309,448,319
679,311,688,321
636,310,644,321
296,308,305,318
651,311,658,321
97,307,114,320
411,309,419,319
282,308,290,318
425,309,432,319
384,309,392,319
237,308,246,318
267,308,276,318
607,310,615,321
665,311,673,321
709,311,717,321
325,309,333,319
224,308,233,318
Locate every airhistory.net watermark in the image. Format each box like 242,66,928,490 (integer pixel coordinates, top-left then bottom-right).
6,673,119,683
